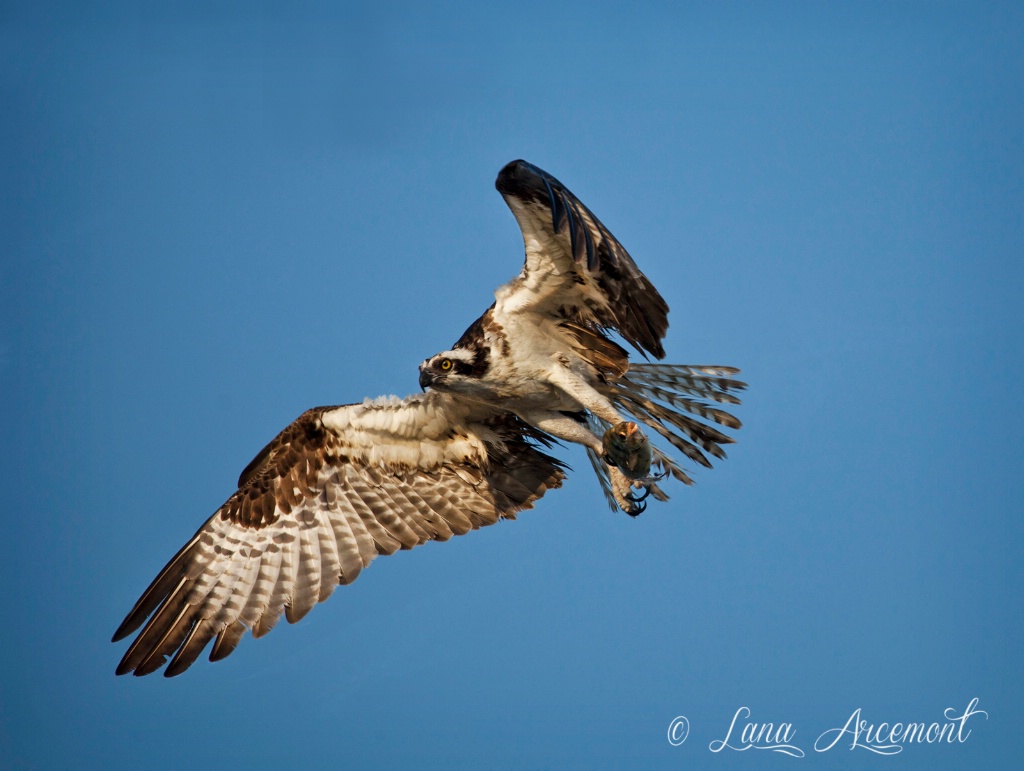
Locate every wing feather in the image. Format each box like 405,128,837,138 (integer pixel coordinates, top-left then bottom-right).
366,481,427,548
315,517,341,602
251,554,288,638
210,620,247,662
287,522,321,623
113,394,564,676
240,539,283,632
132,599,198,677
345,476,406,555
410,480,477,535
264,526,300,632
332,467,382,567
166,617,221,678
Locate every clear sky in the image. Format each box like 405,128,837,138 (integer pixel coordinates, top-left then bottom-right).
3,2,1022,768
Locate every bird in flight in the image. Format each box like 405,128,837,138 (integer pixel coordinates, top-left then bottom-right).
113,160,745,677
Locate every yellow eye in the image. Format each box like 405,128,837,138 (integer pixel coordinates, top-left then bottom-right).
439,358,453,371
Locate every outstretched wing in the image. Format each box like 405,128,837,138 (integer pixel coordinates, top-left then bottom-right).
112,394,564,677
494,159,669,358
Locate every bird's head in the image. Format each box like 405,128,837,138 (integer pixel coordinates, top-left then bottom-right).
418,349,486,393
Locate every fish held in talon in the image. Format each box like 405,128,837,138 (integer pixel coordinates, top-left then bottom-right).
602,421,653,479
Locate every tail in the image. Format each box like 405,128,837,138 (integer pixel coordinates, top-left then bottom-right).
588,364,746,510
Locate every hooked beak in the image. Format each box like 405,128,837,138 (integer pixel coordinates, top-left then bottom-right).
418,367,434,392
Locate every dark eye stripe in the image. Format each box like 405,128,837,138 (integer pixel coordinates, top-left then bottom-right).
433,352,486,378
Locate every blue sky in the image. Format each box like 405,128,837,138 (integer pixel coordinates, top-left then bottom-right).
2,2,1021,768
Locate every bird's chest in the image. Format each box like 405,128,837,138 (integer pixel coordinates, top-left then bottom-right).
480,315,580,406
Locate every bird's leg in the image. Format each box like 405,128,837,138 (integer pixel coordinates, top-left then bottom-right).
541,363,664,516
607,465,649,516
525,412,656,517
526,413,605,452
531,414,643,516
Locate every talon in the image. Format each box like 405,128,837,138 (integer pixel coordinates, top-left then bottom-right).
608,459,653,517
626,486,651,504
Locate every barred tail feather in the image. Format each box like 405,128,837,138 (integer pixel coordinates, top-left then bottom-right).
626,364,746,405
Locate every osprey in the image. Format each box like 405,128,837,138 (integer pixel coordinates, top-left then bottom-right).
113,160,745,677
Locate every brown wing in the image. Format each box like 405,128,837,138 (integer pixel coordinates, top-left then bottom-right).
494,159,669,358
112,397,564,677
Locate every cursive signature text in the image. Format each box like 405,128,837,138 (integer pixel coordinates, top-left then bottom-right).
814,698,989,755
709,706,805,757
